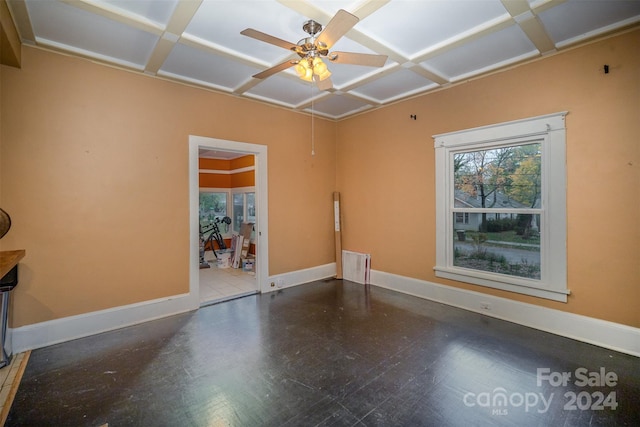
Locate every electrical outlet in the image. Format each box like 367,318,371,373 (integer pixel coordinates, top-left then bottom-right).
480,302,491,311
276,278,284,288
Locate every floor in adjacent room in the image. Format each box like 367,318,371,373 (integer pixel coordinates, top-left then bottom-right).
199,250,256,305
6,280,640,426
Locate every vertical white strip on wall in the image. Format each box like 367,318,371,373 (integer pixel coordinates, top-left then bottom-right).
334,192,343,279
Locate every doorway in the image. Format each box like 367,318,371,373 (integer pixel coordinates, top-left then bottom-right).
189,136,269,306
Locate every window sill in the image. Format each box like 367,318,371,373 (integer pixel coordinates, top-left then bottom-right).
434,266,569,302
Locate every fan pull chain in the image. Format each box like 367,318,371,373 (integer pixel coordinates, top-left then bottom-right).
311,83,315,156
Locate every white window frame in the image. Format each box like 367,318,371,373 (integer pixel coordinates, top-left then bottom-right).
231,187,256,239
433,112,569,302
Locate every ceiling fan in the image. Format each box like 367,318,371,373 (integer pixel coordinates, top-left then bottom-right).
241,9,388,91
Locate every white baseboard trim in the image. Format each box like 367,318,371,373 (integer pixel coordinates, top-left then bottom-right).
10,263,338,353
371,270,640,357
265,263,337,292
16,266,634,358
11,293,198,353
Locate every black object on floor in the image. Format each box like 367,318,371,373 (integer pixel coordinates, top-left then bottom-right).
6,280,640,426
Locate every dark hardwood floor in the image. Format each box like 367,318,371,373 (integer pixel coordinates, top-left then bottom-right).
6,280,639,426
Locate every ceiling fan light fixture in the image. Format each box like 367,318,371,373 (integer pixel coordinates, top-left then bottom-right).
316,68,331,82
296,57,331,82
295,59,314,81
312,57,328,75
242,9,386,89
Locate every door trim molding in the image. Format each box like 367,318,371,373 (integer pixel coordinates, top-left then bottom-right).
189,136,269,299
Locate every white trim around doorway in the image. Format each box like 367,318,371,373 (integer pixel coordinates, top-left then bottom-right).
189,136,269,302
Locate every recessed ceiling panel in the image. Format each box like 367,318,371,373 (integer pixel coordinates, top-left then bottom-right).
327,61,388,88
422,25,537,81
184,0,310,64
303,1,364,16
329,33,388,57
321,36,392,87
12,0,639,119
160,43,261,90
309,94,372,118
245,75,319,107
99,0,179,26
537,0,640,45
357,0,509,58
25,0,158,68
351,69,437,103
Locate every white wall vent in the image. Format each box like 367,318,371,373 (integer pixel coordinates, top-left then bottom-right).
342,250,371,285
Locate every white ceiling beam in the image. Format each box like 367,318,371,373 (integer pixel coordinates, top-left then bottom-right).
144,0,203,75
517,14,556,54
340,90,382,107
501,0,556,55
530,0,568,16
500,0,531,16
1,0,22,67
6,0,35,43
166,0,202,35
406,64,448,86
276,0,333,26
233,77,263,96
145,33,179,75
61,0,164,36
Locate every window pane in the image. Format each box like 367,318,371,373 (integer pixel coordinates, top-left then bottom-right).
454,143,542,211
246,193,256,240
452,213,540,280
246,193,255,223
199,192,227,227
233,193,244,232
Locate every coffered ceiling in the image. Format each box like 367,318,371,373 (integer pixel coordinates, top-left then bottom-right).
6,0,640,119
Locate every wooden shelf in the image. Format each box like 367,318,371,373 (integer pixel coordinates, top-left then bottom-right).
0,250,25,279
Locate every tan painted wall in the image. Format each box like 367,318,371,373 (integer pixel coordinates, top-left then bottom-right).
337,29,640,327
1,46,336,327
2,30,637,330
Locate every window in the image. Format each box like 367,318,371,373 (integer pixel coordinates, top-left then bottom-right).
232,189,256,238
199,191,228,229
455,212,470,225
434,112,568,302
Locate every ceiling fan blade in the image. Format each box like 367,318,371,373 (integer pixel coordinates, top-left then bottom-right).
253,60,295,79
316,9,359,49
314,76,333,91
328,51,387,67
241,28,297,51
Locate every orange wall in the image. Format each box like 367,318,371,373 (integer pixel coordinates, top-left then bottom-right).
230,170,254,188
199,158,231,170
1,46,336,327
230,155,254,169
199,155,255,188
199,155,255,253
199,173,230,188
337,29,640,327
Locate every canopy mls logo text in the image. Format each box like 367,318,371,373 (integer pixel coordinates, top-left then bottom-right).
463,367,619,416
